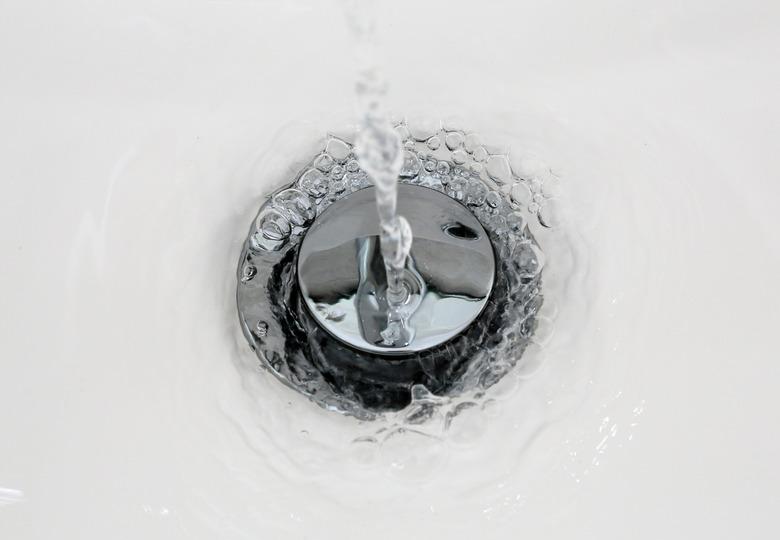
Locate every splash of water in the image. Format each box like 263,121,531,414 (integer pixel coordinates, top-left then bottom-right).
344,0,415,346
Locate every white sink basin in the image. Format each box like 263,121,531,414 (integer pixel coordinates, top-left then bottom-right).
1,1,778,538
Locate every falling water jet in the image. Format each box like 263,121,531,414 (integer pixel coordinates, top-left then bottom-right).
348,0,419,348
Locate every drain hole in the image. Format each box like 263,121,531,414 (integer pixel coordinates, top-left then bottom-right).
443,222,480,241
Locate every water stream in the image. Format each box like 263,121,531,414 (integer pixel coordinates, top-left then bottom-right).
347,0,416,347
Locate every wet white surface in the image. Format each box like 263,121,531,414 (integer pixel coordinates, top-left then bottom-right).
1,1,779,538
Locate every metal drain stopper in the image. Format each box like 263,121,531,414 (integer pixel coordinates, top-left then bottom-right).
297,185,495,355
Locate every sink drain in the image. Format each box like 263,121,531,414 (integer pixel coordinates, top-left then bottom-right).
236,128,544,418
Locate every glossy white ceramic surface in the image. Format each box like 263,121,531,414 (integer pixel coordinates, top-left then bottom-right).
1,1,778,538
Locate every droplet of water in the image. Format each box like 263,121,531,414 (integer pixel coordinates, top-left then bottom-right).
395,124,411,142
422,175,444,191
452,149,468,164
486,154,512,183
314,153,334,172
426,136,441,150
240,264,257,283
464,133,481,153
445,131,464,150
510,154,547,178
254,321,269,339
298,168,329,198
272,188,315,227
251,208,291,251
250,231,279,252
407,116,439,141
399,151,421,177
514,242,545,278
447,177,465,200
325,138,351,162
538,200,563,228
510,181,533,207
465,180,488,206
435,161,450,176
259,213,291,240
